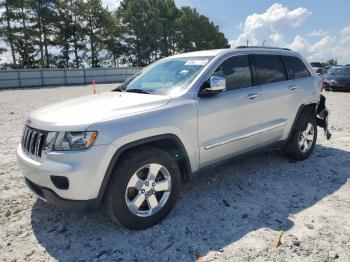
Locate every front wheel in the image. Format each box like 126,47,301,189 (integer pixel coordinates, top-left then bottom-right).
283,114,317,160
103,147,181,229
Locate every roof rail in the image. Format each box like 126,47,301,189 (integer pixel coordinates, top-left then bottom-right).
236,46,291,51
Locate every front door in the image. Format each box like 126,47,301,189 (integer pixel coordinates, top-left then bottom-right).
197,55,264,167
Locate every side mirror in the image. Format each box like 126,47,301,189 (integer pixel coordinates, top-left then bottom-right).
199,76,226,96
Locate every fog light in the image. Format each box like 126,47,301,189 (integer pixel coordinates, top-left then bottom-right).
50,176,69,190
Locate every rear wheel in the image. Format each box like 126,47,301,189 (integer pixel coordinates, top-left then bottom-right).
283,113,317,160
103,147,181,229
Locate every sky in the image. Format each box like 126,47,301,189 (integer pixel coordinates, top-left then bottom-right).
101,0,350,65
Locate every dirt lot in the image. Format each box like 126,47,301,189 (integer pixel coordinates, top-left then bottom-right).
0,84,349,262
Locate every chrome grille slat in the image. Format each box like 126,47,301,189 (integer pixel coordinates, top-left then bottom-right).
22,129,29,149
21,126,47,158
29,132,36,154
25,130,33,152
34,133,42,155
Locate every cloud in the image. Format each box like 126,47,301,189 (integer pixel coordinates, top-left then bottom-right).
287,28,350,64
101,0,121,10
230,3,311,47
308,29,328,38
230,3,350,64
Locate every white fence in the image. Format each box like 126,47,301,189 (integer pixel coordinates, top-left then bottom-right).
0,67,141,89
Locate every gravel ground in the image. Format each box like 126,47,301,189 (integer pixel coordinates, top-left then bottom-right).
0,84,349,262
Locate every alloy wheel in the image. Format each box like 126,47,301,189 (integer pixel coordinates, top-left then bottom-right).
298,122,315,153
125,163,171,217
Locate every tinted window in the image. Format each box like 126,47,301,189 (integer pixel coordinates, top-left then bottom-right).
253,55,286,85
213,55,252,91
311,62,322,67
282,56,310,79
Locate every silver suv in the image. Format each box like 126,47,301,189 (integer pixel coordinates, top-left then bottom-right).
17,47,331,229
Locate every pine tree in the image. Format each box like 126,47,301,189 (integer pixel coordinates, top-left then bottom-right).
104,12,124,67
0,0,228,69
176,7,228,52
31,0,57,68
11,0,37,68
0,0,17,66
118,0,158,66
82,0,110,68
152,0,178,58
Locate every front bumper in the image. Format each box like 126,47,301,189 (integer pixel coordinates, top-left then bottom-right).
17,143,111,211
324,82,350,91
25,178,99,211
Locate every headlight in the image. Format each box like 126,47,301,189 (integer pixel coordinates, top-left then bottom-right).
44,132,57,150
325,79,336,84
53,131,98,151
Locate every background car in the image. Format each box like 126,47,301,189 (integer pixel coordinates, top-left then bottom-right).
315,67,328,79
311,62,322,68
323,66,350,91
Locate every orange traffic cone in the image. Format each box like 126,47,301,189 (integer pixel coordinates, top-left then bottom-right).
92,80,96,94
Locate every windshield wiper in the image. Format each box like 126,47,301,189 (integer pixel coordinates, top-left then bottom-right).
126,88,150,94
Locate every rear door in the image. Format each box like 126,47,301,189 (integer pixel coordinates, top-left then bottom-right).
252,54,313,144
251,54,292,144
280,55,314,135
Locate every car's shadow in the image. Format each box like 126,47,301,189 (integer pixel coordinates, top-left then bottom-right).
31,144,350,261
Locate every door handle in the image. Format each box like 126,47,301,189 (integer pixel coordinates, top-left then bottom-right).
247,94,259,100
289,85,298,90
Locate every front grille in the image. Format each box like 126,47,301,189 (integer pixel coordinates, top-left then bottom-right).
21,126,47,158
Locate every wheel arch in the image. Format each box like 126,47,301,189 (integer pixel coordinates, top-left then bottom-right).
96,134,192,207
288,103,317,140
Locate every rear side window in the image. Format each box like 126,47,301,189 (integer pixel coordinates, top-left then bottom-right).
253,55,286,85
213,55,252,91
281,56,310,79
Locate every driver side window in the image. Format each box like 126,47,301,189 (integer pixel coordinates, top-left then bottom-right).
213,55,252,91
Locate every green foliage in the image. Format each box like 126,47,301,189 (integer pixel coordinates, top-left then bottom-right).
326,59,338,66
176,7,228,52
0,0,228,68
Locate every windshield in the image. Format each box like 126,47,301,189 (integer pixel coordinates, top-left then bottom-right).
328,67,350,75
116,57,211,96
311,62,321,67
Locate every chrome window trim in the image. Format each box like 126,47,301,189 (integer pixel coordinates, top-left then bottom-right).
204,121,286,150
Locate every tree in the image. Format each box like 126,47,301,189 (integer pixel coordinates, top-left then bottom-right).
152,0,178,58
82,0,110,68
69,0,86,68
52,0,87,68
176,7,228,52
0,0,228,68
0,47,7,62
32,0,58,68
0,0,17,66
326,59,338,66
104,12,125,67
118,0,160,66
10,0,37,68
54,0,73,67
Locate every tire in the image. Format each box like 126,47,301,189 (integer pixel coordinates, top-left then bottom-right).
103,147,181,230
283,113,317,160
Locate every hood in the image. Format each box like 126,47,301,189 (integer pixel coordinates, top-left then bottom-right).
28,92,171,131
